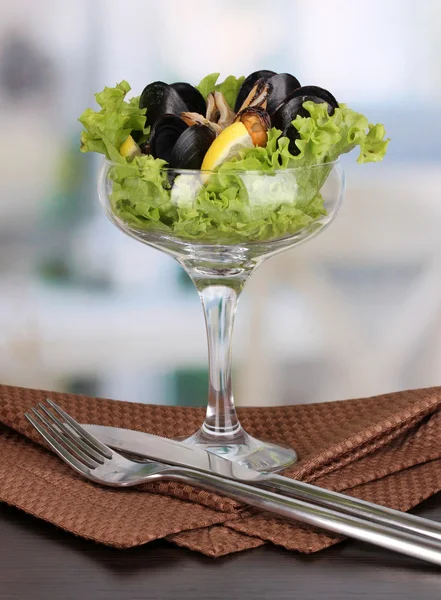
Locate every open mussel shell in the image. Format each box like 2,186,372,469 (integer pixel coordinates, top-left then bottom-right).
170,82,206,115
238,78,273,113
234,69,276,113
271,86,339,156
169,124,216,169
149,114,188,164
266,73,301,115
271,86,339,131
140,81,188,128
292,85,339,111
272,95,324,131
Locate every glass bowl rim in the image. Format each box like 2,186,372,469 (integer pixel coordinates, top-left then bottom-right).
103,157,340,176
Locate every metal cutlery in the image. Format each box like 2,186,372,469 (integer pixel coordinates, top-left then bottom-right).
24,399,441,566
82,422,441,545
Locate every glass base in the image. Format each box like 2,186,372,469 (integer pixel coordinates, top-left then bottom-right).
182,426,297,473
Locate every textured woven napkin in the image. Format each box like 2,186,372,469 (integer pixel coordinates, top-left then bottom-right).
1,384,441,557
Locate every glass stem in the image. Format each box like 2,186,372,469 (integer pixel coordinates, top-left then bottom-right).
199,284,241,438
181,251,258,444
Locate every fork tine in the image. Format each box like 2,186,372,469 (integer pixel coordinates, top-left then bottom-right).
30,408,99,469
46,398,113,459
38,403,105,465
25,412,92,476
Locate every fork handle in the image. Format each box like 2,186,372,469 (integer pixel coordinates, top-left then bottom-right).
161,467,441,566
259,473,441,544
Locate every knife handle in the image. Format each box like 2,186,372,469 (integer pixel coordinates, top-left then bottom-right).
261,473,441,544
162,466,441,566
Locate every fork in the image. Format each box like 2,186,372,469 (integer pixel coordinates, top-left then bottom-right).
25,400,441,566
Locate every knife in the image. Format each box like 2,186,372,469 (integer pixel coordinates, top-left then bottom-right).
83,424,441,543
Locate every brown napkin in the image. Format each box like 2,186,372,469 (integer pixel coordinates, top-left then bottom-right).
1,384,441,557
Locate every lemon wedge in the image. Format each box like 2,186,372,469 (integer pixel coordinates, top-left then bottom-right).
120,135,141,158
201,122,253,172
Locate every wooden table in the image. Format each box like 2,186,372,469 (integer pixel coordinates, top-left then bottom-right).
2,494,441,600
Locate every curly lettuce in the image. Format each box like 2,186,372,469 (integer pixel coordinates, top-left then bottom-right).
196,73,245,109
79,79,389,244
222,101,390,170
79,80,148,162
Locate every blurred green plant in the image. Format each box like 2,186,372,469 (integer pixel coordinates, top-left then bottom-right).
37,134,95,285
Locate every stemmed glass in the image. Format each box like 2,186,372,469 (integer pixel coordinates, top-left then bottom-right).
98,160,344,471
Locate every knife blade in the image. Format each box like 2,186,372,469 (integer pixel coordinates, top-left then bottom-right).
82,423,441,544
82,424,264,482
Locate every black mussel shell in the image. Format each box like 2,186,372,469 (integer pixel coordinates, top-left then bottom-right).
272,86,338,156
234,69,276,112
283,126,301,156
291,85,339,111
271,86,339,131
266,73,301,115
149,114,188,164
130,129,144,144
272,95,325,131
170,82,206,115
170,124,216,169
140,81,188,128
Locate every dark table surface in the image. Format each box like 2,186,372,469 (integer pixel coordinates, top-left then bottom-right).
2,495,441,600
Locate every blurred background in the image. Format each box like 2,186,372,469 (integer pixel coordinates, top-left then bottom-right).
0,0,440,407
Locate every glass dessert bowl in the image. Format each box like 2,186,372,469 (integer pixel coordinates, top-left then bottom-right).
98,159,345,471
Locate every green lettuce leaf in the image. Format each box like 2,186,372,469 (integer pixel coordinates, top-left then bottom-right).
196,73,245,108
289,101,390,165
215,75,245,109
109,151,325,244
79,81,147,162
196,73,220,100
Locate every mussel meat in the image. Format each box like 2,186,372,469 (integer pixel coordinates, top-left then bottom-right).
181,111,222,134
266,73,301,115
214,91,236,128
170,82,206,115
203,92,235,129
236,107,271,147
206,93,220,122
237,78,273,113
169,124,216,169
140,81,188,129
234,69,276,113
149,114,188,164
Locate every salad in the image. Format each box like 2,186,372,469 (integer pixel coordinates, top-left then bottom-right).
79,71,389,244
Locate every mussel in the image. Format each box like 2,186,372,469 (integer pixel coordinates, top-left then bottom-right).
271,85,339,155
236,78,273,113
169,124,216,169
139,81,188,129
206,93,220,123
282,127,301,156
170,82,206,115
180,111,222,134
266,73,301,115
149,114,188,164
234,69,276,112
272,85,338,130
236,107,271,147
292,85,339,112
213,91,236,128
